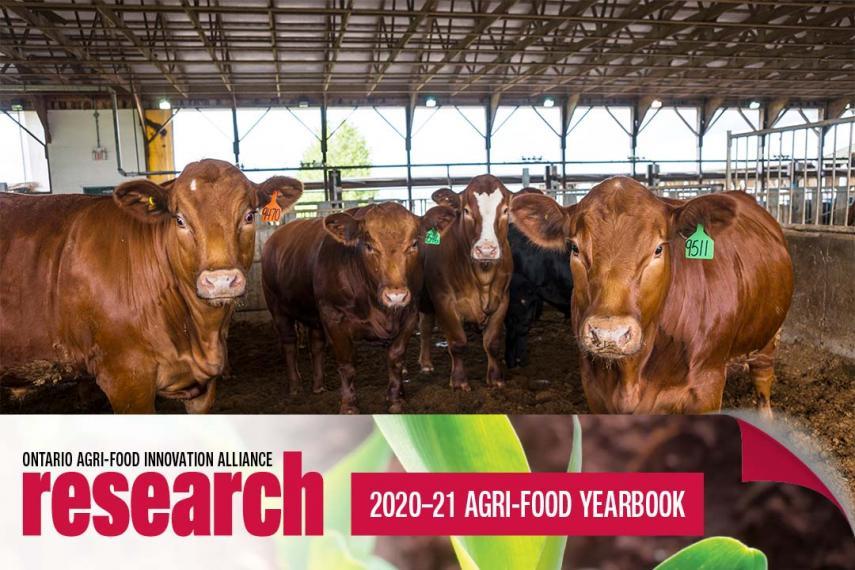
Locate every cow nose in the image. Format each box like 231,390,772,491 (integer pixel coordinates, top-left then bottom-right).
196,269,246,300
472,241,500,261
381,287,411,308
581,316,642,357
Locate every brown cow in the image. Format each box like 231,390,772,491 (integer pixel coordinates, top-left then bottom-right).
418,175,516,391
511,176,793,414
0,159,302,413
262,202,455,413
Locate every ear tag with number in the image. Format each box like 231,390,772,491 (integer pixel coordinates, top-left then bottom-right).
684,224,714,260
261,191,282,223
424,227,441,245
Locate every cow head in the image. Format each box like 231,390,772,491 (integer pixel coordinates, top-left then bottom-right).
511,176,737,360
113,159,302,306
432,175,514,262
323,202,455,309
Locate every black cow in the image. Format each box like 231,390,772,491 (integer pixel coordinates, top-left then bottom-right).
504,223,574,368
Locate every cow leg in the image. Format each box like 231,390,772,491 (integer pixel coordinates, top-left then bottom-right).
184,378,217,414
483,302,508,388
418,312,435,373
324,323,359,414
96,369,157,414
387,313,418,413
434,308,469,392
682,368,727,413
309,327,327,394
275,316,302,396
748,335,778,418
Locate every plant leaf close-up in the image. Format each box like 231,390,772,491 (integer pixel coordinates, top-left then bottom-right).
375,414,581,570
654,536,768,570
279,428,393,570
535,416,583,570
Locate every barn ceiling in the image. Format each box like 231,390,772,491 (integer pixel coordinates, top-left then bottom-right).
1,0,854,107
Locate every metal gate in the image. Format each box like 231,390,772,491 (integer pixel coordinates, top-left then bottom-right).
725,115,854,228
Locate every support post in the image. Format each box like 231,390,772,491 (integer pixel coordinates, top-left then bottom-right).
143,109,175,184
631,96,656,178
231,103,240,166
485,92,500,174
405,93,415,210
560,94,579,188
698,97,723,185
320,99,329,201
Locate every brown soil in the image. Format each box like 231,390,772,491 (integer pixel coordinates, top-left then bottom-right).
3,309,854,494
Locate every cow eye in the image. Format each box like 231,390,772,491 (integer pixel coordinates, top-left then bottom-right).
408,239,419,252
502,206,509,216
175,214,187,228
463,207,472,217
364,242,375,253
243,211,255,224
654,243,665,257
568,240,580,256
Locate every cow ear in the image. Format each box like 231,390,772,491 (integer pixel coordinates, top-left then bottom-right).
324,212,362,245
421,205,456,236
255,176,303,210
113,179,171,222
510,193,571,250
432,187,461,211
670,193,738,239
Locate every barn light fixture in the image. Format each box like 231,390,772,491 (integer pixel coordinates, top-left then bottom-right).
425,96,438,108
158,98,171,110
748,100,761,110
542,97,555,108
650,99,663,109
298,98,309,108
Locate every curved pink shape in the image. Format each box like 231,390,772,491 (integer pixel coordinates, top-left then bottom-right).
737,418,846,520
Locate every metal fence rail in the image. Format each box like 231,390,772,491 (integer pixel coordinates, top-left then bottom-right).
726,115,854,228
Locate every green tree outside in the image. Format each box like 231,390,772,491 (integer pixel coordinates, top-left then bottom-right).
300,122,376,202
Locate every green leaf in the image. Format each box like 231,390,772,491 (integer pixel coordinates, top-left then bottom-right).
373,415,538,570
278,429,393,570
654,537,768,570
535,416,582,570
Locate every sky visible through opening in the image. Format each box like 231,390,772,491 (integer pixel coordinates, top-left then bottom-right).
1,104,845,196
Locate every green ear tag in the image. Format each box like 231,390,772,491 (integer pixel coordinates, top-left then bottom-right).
685,224,714,260
424,227,441,245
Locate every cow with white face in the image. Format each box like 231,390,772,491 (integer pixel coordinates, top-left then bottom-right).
418,175,515,391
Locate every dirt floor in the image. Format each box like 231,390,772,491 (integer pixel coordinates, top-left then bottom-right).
3,308,854,495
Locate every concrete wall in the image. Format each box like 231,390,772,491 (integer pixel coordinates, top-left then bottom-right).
47,109,144,194
783,228,855,360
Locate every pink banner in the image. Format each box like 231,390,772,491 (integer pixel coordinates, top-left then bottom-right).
351,472,704,536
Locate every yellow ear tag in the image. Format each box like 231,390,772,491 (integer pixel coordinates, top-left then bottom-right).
261,191,282,223
147,196,156,210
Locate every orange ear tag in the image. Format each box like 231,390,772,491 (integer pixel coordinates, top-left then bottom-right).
261,191,282,223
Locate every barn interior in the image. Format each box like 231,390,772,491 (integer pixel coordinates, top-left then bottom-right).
1,1,854,478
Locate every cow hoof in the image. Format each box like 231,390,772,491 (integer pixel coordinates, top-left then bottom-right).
312,386,327,394
489,379,506,388
388,402,404,414
340,403,360,415
451,382,471,392
289,388,301,397
420,364,434,373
